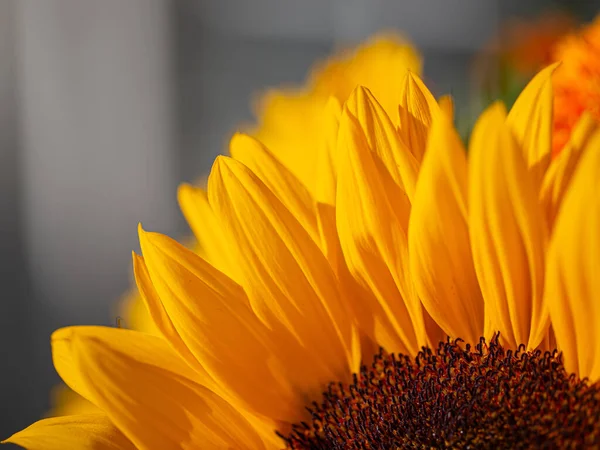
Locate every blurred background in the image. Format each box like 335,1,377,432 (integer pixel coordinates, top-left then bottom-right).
0,0,597,444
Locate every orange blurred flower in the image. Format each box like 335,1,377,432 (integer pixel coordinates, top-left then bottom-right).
499,13,575,74
552,15,600,155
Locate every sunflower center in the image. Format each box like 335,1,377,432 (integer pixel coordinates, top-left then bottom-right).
280,336,600,449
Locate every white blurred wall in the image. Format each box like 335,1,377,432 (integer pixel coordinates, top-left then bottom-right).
15,0,178,323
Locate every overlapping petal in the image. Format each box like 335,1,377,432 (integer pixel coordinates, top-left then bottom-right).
336,95,425,354
2,414,134,450
540,113,599,226
177,184,233,275
398,71,440,163
545,132,600,381
409,113,483,344
137,228,306,422
469,103,548,349
207,156,356,382
229,133,319,242
345,86,419,201
51,326,265,450
506,63,559,185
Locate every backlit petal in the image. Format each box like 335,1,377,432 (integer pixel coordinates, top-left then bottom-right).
398,72,440,163
545,133,600,381
336,105,425,355
132,250,217,392
438,95,454,123
208,156,354,384
506,63,559,184
3,414,134,450
51,326,265,450
177,184,233,275
409,113,483,344
230,133,319,242
345,86,419,201
138,228,304,422
540,113,598,226
469,103,548,349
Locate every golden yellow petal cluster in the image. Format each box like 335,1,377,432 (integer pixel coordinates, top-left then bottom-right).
6,38,600,449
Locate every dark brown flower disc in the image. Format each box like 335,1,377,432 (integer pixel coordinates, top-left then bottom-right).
280,336,600,449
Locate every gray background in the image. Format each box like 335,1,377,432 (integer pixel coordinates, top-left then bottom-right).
0,0,596,445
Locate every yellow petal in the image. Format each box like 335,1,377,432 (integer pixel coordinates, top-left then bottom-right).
545,132,600,381
3,414,134,450
438,95,454,123
336,106,425,355
138,227,305,422
230,133,319,242
469,103,548,349
540,113,599,226
51,326,265,450
398,71,440,163
48,384,99,417
409,113,483,344
132,250,217,392
177,184,233,275
207,156,354,383
345,86,419,201
506,63,559,184
134,252,283,448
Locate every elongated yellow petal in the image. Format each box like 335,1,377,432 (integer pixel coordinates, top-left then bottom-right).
409,114,483,344
398,71,439,163
506,63,559,184
177,184,232,275
345,86,419,201
207,156,354,383
545,133,600,381
540,113,598,226
3,414,134,450
438,95,454,123
469,103,548,349
336,105,425,355
138,227,306,422
132,250,217,392
134,251,282,448
230,133,319,242
51,326,265,450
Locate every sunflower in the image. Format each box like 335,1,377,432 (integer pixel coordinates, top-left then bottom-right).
6,62,600,448
45,34,422,420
